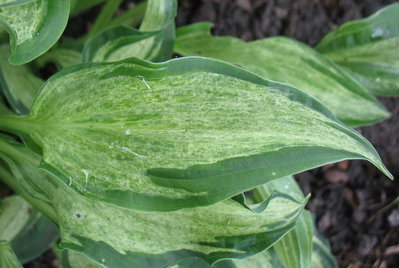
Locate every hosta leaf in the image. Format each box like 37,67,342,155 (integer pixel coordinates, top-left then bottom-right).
0,57,391,212
0,95,12,115
0,195,59,263
254,176,313,268
0,44,42,114
36,38,82,69
215,249,284,268
0,195,33,242
70,0,106,16
61,250,103,268
316,3,399,96
83,0,176,62
82,26,159,62
311,234,338,268
0,138,306,267
175,23,389,127
0,241,22,268
0,0,70,64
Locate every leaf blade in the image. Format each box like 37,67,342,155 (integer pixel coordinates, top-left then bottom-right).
0,44,43,114
0,0,70,64
316,3,399,96
0,138,306,267
175,22,389,126
254,176,313,268
0,241,23,268
83,0,176,62
2,57,391,212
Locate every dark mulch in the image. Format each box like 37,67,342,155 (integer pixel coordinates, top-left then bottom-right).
17,0,399,267
177,0,399,267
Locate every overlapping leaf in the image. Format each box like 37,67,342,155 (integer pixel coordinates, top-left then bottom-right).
0,137,306,267
83,0,176,62
0,57,391,212
0,44,42,114
311,234,338,268
254,176,313,268
0,195,59,263
316,3,399,96
36,39,82,69
0,0,70,64
0,240,22,268
175,23,389,126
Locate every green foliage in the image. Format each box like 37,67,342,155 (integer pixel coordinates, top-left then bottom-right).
316,3,399,96
0,195,59,263
0,0,70,64
175,22,389,127
0,1,397,267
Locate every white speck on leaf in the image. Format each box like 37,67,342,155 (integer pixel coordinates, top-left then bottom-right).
125,129,132,135
371,27,384,38
137,75,151,89
118,146,145,158
272,172,276,176
82,169,89,188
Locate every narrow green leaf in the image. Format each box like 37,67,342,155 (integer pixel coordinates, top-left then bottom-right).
316,3,399,96
254,176,313,268
0,56,391,212
108,1,147,29
175,23,389,127
0,138,306,267
0,44,43,114
0,0,70,64
86,0,123,40
70,0,106,16
0,241,23,268
0,95,12,115
311,234,338,268
83,0,176,62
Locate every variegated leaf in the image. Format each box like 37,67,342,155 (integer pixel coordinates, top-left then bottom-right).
0,44,43,114
254,176,313,268
0,57,391,212
0,0,70,64
83,0,176,62
0,137,306,267
175,23,389,126
316,3,399,96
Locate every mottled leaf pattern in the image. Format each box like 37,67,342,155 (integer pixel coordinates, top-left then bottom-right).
254,176,313,268
175,23,389,126
0,0,70,64
0,137,306,267
0,57,391,212
83,0,176,62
